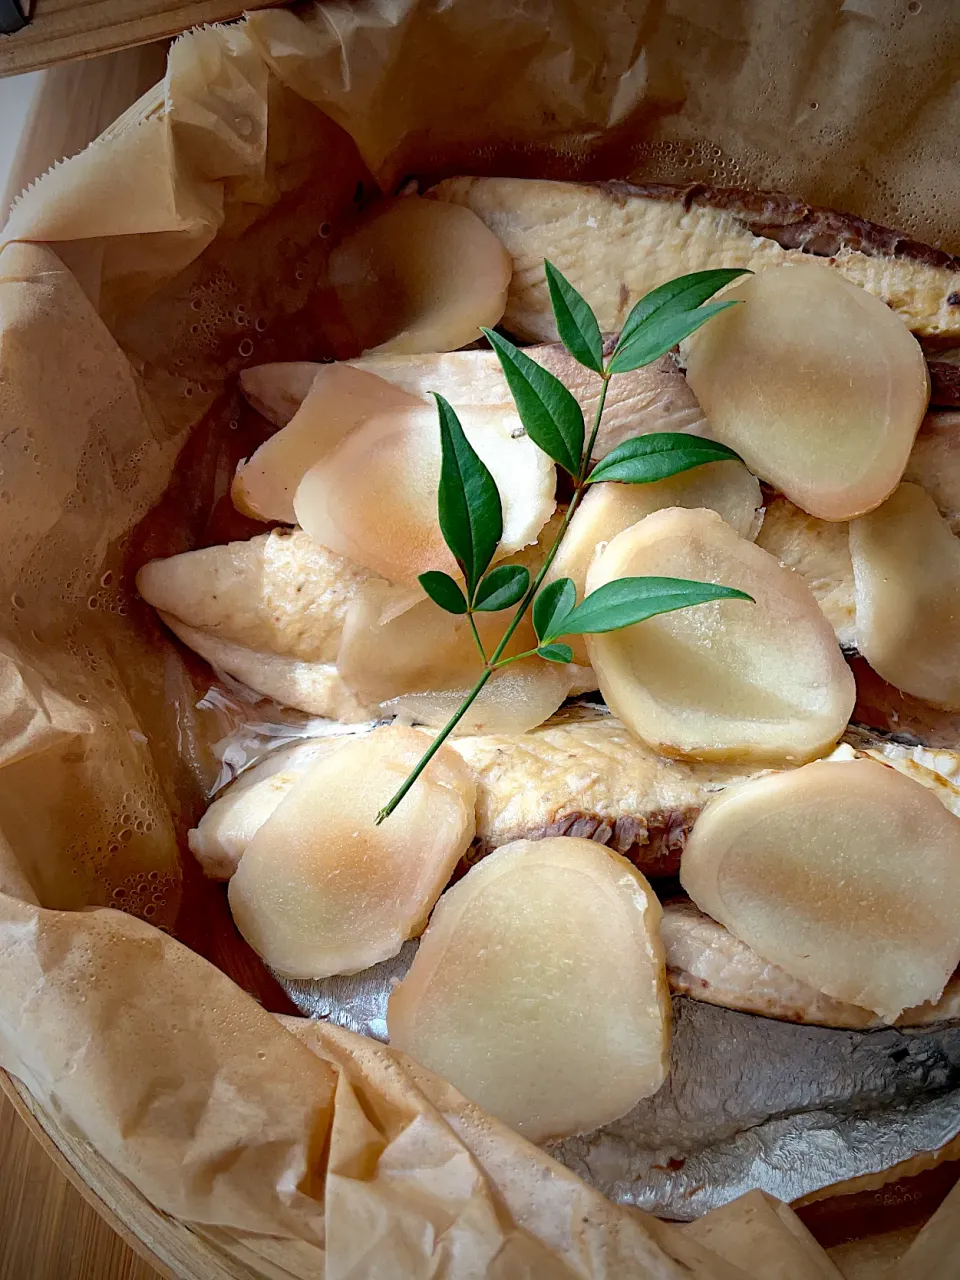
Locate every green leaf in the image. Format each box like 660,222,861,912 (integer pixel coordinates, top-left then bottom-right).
435,393,503,595
418,570,468,614
537,642,574,664
533,577,576,642
482,328,584,476
544,260,604,375
540,576,753,640
615,268,752,356
587,432,743,485
608,301,737,374
473,563,530,612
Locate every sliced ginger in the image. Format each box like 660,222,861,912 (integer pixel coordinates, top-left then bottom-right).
228,727,475,979
328,196,512,354
294,402,555,585
382,657,575,736
233,365,422,523
546,462,762,663
851,481,960,708
684,264,929,521
387,837,670,1142
585,507,855,762
336,577,540,704
680,757,960,1021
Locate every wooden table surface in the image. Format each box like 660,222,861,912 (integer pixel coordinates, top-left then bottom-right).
0,1091,159,1280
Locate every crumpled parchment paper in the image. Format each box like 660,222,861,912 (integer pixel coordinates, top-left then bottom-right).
2,2,960,1275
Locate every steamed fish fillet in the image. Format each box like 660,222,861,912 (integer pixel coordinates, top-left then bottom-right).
189,709,766,880
428,177,960,341
138,528,373,663
240,345,704,460
663,898,960,1029
160,614,375,723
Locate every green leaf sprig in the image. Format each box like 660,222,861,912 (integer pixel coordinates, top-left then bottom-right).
376,264,753,822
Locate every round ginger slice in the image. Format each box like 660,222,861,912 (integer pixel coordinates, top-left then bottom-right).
683,264,929,521
387,837,670,1142
294,402,555,585
337,577,539,704
679,758,960,1022
381,657,575,736
227,727,476,979
233,364,423,523
328,196,512,354
585,507,855,762
851,482,960,709
546,461,762,663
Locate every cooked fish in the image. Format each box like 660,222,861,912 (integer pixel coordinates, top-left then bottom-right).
239,345,705,462
662,898,960,1029
160,613,375,723
428,177,960,341
137,527,373,663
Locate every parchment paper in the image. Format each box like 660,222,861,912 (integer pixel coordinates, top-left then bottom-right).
2,3,960,1275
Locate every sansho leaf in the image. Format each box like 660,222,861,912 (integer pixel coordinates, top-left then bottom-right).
537,642,574,664
533,577,577,642
587,432,743,485
540,576,753,641
615,268,752,356
544,260,604,375
473,563,530,612
434,393,502,595
419,570,468,615
482,328,584,476
608,301,738,375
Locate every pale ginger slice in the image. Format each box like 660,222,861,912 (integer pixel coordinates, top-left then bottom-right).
381,657,576,736
387,837,670,1142
294,401,555,586
585,508,855,762
663,897,960,1030
904,411,960,533
233,364,422,522
683,264,929,521
428,177,960,341
228,727,476,979
159,614,375,721
137,528,372,663
328,196,511,354
239,346,704,458
188,739,347,879
336,576,541,704
851,481,960,709
679,757,960,1021
545,462,762,663
755,496,856,647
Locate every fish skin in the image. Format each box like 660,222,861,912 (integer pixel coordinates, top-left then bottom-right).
662,898,960,1029
428,176,960,341
138,527,375,664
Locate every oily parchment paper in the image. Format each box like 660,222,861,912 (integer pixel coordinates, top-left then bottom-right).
1,2,960,1274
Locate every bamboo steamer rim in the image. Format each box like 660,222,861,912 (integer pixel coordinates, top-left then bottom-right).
6,1063,960,1277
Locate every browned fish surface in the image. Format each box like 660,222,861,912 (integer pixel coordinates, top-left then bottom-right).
663,898,960,1029
429,177,960,341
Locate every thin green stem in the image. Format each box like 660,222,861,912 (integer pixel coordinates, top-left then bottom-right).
375,665,494,823
466,610,487,663
378,370,612,823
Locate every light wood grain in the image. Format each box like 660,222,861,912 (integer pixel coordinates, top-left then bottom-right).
0,1,288,76
0,1089,160,1280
